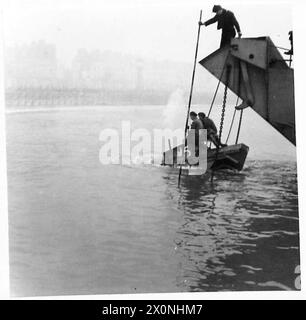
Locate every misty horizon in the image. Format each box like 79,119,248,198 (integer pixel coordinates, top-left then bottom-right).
3,1,292,63
3,1,294,106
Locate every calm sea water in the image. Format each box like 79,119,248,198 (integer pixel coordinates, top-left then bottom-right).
6,105,300,296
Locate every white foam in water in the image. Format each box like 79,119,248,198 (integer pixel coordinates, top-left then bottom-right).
162,89,187,131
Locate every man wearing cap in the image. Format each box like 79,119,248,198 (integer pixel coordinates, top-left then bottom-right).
200,5,242,47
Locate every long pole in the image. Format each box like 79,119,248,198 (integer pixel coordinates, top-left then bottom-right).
178,10,203,187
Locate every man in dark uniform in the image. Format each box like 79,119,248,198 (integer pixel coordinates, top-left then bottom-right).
188,111,204,156
198,112,226,148
200,5,242,47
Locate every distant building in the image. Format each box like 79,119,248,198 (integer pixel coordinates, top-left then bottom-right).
5,40,58,88
4,41,215,102
71,49,138,90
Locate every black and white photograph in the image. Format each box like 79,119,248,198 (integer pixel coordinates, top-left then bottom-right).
0,0,303,298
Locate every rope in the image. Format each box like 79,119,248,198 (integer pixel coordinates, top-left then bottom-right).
207,52,230,118
235,109,244,144
234,59,243,145
210,65,231,181
212,64,231,172
207,78,222,118
225,109,237,144
225,95,239,144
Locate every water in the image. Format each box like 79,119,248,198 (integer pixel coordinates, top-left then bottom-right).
6,105,299,296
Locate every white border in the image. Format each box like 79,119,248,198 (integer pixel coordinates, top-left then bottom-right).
1,0,306,300
0,6,10,300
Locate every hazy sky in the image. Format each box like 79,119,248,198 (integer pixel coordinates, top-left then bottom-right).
2,0,294,66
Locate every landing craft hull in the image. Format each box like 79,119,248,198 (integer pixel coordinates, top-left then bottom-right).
161,143,249,176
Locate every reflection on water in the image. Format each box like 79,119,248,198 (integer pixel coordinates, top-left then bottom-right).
6,107,300,296
163,161,299,291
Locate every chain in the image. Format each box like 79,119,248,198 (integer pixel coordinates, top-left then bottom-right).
207,51,230,118
219,65,231,142
219,85,228,142
211,65,231,177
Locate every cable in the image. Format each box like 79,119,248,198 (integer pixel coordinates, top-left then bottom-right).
207,52,230,118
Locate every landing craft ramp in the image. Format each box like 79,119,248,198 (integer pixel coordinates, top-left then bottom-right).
199,37,295,145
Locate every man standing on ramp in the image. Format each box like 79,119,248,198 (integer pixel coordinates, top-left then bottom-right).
200,5,242,47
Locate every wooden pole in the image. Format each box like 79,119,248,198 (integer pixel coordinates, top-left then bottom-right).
178,10,203,187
